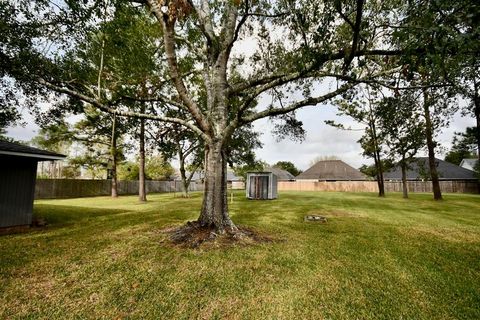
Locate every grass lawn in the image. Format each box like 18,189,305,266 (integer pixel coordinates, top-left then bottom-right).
1,191,480,319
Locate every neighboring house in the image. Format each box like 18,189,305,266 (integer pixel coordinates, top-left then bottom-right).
227,170,244,189
186,170,241,182
0,140,65,230
227,170,242,182
460,158,479,172
296,160,366,181
264,166,295,181
185,170,244,188
384,157,478,181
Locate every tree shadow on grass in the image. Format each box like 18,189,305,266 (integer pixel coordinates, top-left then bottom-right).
33,204,128,227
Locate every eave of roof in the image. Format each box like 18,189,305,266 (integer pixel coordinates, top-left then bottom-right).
0,140,66,160
0,150,66,160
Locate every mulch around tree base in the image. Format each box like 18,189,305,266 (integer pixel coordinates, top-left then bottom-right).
159,221,277,249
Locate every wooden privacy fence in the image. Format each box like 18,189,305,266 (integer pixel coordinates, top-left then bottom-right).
385,180,479,194
277,180,479,194
35,179,203,199
278,181,378,192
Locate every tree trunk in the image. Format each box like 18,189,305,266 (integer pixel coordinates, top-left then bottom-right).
111,114,118,198
473,81,480,194
370,122,385,197
178,150,190,198
376,149,385,197
197,142,235,231
423,90,442,200
401,159,408,199
474,79,480,161
138,117,147,202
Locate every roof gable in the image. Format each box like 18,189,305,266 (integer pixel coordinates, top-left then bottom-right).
296,160,366,180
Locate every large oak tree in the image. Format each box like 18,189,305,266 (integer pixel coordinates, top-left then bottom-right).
2,0,471,231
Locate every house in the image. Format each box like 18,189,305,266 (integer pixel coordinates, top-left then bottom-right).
296,160,366,181
264,166,295,181
0,140,65,230
384,157,478,181
227,170,244,189
460,158,478,172
185,169,244,189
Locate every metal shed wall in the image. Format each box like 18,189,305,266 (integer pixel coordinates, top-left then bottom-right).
0,156,38,228
246,172,278,200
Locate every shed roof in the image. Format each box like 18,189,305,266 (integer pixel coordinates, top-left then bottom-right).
0,140,66,161
384,157,477,180
264,166,295,180
296,160,366,181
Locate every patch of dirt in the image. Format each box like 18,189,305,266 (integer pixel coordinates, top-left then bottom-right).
159,221,277,249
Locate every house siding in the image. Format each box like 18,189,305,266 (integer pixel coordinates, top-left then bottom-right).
0,156,38,228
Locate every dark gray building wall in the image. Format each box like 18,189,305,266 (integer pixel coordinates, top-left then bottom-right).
0,155,38,228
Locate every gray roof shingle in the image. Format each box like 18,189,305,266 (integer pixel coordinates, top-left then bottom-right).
296,160,366,181
384,157,477,180
264,167,295,181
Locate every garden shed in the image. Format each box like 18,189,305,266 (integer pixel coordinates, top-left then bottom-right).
0,140,65,230
246,172,278,200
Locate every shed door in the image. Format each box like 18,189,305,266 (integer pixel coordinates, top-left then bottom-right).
250,175,269,199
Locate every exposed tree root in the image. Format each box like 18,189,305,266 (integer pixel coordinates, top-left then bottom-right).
159,221,276,248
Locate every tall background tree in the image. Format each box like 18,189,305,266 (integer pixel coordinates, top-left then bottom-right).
377,92,425,198
391,0,479,200
328,86,387,197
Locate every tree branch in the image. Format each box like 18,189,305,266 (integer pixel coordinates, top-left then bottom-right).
146,0,211,134
229,48,404,95
241,82,356,124
323,72,452,90
36,78,210,142
118,94,187,111
187,0,217,44
344,0,365,70
228,0,249,52
222,0,240,49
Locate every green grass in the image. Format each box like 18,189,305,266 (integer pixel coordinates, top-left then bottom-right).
1,191,480,319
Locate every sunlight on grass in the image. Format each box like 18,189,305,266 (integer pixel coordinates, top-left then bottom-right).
1,191,479,319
